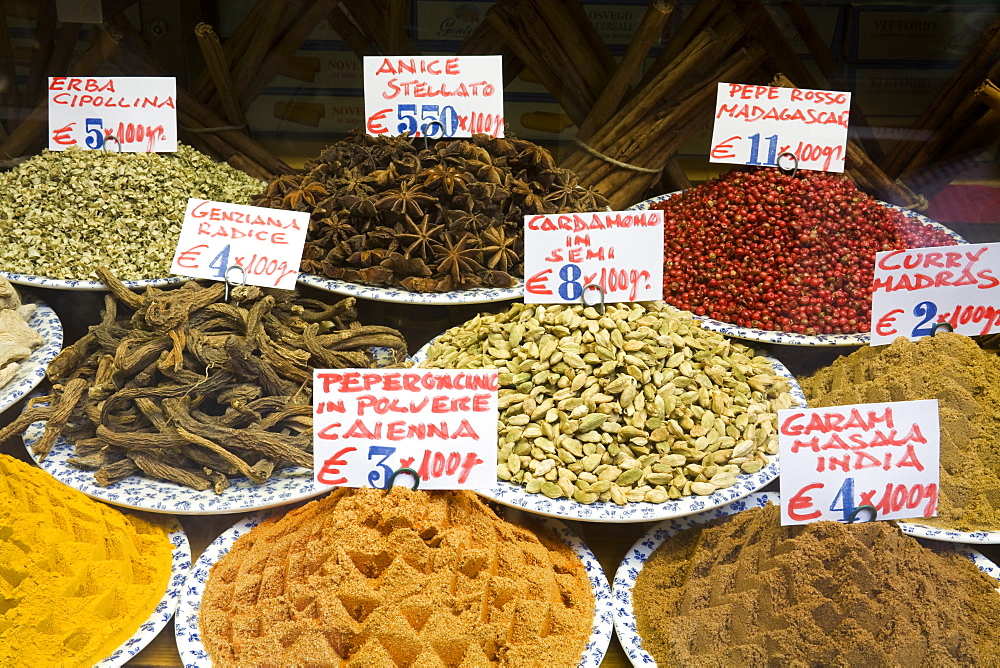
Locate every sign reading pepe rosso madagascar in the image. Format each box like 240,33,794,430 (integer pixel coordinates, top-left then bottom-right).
363,56,504,138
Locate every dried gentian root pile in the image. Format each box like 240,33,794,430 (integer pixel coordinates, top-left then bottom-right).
0,268,408,492
255,131,607,292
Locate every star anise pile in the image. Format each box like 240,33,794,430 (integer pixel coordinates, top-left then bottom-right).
253,131,607,292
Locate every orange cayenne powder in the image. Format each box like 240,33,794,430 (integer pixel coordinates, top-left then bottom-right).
200,488,594,667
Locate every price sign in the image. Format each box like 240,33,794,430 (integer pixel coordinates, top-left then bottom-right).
869,243,1000,345
523,210,664,304
312,369,497,489
709,83,850,172
779,400,939,526
170,199,308,290
48,76,177,152
363,56,504,138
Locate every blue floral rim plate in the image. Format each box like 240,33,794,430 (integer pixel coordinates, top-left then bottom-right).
23,421,333,514
174,510,613,667
297,271,524,304
628,192,966,347
0,301,62,417
1,271,191,291
97,518,190,667
611,491,1000,667
412,335,807,523
897,521,1000,545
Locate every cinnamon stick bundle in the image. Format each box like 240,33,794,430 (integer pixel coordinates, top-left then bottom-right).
194,23,246,129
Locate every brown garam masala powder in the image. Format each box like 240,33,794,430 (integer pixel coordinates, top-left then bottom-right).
200,488,593,667
633,504,1000,667
801,333,1000,531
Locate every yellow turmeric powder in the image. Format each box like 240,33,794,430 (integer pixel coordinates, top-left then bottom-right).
0,454,174,666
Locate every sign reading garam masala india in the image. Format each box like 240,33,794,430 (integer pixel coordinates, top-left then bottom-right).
709,83,850,172
312,369,497,490
778,400,939,526
363,55,504,138
869,243,1000,345
170,198,308,290
523,210,664,304
48,76,177,152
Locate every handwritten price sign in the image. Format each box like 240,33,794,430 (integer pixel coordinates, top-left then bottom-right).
312,369,497,489
523,211,664,304
170,199,308,290
709,83,850,172
869,243,1000,345
48,76,177,152
779,400,939,526
364,56,504,138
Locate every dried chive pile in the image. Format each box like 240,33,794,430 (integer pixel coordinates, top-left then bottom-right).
254,131,607,292
0,145,262,281
0,269,408,492
419,302,796,504
654,168,957,335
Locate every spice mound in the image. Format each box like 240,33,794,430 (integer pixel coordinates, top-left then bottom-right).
0,277,42,388
633,503,1000,667
419,301,796,504
801,332,1000,532
200,488,594,667
0,453,173,666
653,168,957,335
0,144,262,280
0,269,408,492
256,130,606,292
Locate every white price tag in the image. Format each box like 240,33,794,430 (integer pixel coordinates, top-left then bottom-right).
523,210,664,304
48,76,177,152
170,198,308,291
709,83,850,172
779,400,939,526
869,243,1000,345
363,55,504,138
312,369,497,490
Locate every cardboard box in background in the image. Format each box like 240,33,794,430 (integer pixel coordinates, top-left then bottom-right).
852,8,996,63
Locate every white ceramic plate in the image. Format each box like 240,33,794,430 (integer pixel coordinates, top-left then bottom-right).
298,271,524,304
897,521,1000,545
0,301,62,416
412,338,806,523
611,491,1000,666
629,192,966,347
175,511,613,667
1,271,190,291
97,518,190,666
23,420,333,514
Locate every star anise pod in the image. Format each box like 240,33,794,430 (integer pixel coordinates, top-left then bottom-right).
282,181,330,211
433,232,483,287
481,226,520,273
375,181,437,219
422,165,468,195
398,215,444,260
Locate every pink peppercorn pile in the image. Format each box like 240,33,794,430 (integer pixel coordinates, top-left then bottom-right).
652,169,956,335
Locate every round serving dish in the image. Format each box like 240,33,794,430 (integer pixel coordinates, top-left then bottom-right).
175,511,613,667
297,271,524,305
0,301,62,417
628,192,967,347
1,271,190,292
22,421,332,515
411,338,806,523
897,521,1000,545
611,491,1000,666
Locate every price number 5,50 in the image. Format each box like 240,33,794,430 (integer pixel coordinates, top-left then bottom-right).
395,104,460,137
